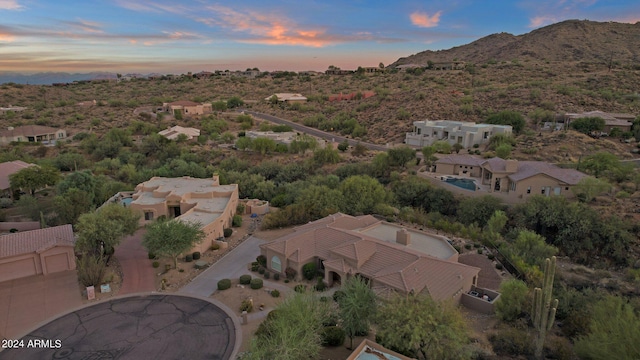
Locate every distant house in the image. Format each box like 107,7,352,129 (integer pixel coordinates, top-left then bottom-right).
0,105,26,115
564,110,635,133
406,120,512,148
128,175,239,254
325,69,355,75
0,160,37,195
264,93,307,104
328,91,375,102
260,213,481,303
193,71,214,80
434,155,588,199
158,125,201,141
162,101,212,116
0,225,76,283
0,125,67,146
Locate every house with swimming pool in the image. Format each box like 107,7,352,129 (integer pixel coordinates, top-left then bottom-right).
259,213,484,304
434,155,588,200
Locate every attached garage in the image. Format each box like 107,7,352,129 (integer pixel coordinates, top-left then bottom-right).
0,224,76,283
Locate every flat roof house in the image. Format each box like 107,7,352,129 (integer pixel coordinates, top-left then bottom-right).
0,125,67,146
435,155,588,200
129,176,239,254
0,225,76,283
162,101,212,116
406,120,512,148
260,213,480,303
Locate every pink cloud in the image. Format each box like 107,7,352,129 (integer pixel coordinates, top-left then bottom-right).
0,0,21,10
529,15,558,28
410,11,442,28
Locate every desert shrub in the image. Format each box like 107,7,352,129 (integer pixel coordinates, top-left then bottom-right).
239,274,252,285
152,261,160,268
464,244,472,250
489,328,533,357
240,299,253,312
223,228,232,237
273,273,280,281
232,214,243,227
294,284,307,293
185,254,193,262
250,278,263,289
488,254,495,260
302,262,317,280
192,251,201,260
333,290,346,303
148,252,156,259
271,289,280,298
256,255,267,266
258,267,266,274
264,272,270,279
496,263,504,270
210,243,220,250
314,277,327,291
217,278,232,290
250,262,260,271
321,326,346,346
285,267,297,280
477,248,483,254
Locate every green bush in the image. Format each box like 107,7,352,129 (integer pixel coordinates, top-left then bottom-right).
285,267,297,280
264,272,270,279
185,254,193,262
294,284,307,293
477,248,483,254
488,254,495,260
256,255,267,266
271,289,280,298
223,228,233,237
333,290,345,302
148,252,156,259
239,274,252,285
217,278,232,290
284,279,290,283
464,244,472,250
210,243,220,250
302,262,317,280
232,214,243,227
258,267,266,274
250,262,260,272
496,263,504,270
321,326,346,347
314,277,327,291
250,278,263,289
488,328,533,357
240,299,253,313
152,261,160,268
192,252,201,260
273,273,280,281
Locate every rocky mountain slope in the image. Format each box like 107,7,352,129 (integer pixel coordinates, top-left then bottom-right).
391,20,640,67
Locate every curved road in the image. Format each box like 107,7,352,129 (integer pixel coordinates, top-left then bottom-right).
241,110,390,152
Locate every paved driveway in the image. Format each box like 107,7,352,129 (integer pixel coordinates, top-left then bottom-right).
0,271,82,341
180,236,266,297
116,229,156,295
0,294,240,360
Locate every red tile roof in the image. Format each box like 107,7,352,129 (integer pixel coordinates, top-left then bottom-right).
0,160,36,190
0,225,75,258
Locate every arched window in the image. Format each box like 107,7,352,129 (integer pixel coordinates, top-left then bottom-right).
271,256,282,273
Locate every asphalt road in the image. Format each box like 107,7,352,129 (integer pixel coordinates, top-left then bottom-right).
241,109,390,152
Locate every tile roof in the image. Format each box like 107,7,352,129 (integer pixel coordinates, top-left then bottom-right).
0,225,75,259
435,155,484,167
482,157,507,172
0,125,63,138
168,100,201,107
262,214,480,300
0,160,36,190
507,161,587,184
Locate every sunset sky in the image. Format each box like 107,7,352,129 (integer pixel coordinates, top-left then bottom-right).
1,0,638,74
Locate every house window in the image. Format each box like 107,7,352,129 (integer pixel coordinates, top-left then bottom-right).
509,182,516,192
527,186,531,194
144,211,154,221
271,256,282,273
554,187,561,195
565,187,569,191
58,133,64,138
541,188,545,195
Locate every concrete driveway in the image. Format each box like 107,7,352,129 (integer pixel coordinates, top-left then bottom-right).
0,271,82,342
180,236,266,297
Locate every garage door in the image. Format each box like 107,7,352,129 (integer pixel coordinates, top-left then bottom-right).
0,257,38,282
44,253,70,274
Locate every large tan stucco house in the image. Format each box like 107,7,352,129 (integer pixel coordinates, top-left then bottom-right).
161,101,212,116
405,120,512,149
0,125,67,146
434,155,588,200
129,176,238,254
260,213,481,303
0,225,76,283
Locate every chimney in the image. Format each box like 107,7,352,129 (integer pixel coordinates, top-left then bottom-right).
396,228,411,246
505,159,518,173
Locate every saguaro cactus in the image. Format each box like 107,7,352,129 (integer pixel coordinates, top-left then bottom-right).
532,256,559,360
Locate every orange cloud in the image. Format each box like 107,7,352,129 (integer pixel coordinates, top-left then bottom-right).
529,15,557,28
0,0,22,10
0,32,15,41
410,11,442,28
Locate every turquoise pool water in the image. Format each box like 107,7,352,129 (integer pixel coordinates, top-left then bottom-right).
445,177,476,191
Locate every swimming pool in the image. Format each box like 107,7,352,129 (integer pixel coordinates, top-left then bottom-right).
444,177,476,191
